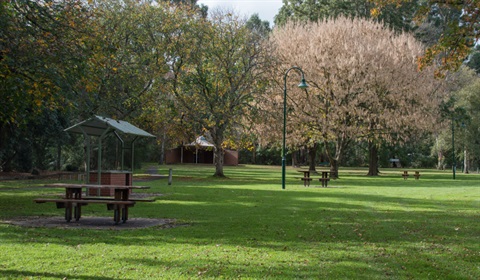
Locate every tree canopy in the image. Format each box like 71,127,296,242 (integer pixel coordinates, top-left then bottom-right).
370,0,480,74
1,0,479,176
261,17,442,176
165,9,268,177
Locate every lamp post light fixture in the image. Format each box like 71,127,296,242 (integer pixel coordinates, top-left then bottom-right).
282,66,308,190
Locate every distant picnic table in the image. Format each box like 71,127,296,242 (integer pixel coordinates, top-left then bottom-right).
297,170,333,187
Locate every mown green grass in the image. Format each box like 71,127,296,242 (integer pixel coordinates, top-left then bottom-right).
0,165,478,279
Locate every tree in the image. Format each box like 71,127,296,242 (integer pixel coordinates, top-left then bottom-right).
264,17,442,177
0,0,94,171
69,0,176,120
275,0,418,31
246,13,271,36
0,0,202,171
370,0,480,74
466,45,480,74
435,67,480,173
168,9,267,177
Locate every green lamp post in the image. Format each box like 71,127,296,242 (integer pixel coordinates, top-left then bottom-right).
282,66,308,190
452,115,456,180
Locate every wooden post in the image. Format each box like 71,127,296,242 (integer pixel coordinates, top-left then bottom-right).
168,168,173,185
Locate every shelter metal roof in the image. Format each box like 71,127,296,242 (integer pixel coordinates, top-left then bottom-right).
64,115,155,138
186,136,215,147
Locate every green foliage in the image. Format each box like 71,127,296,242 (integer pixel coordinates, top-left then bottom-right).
169,10,267,176
465,45,480,74
0,0,93,171
275,0,417,32
433,67,480,171
246,13,271,36
0,0,202,171
239,146,282,165
370,0,479,74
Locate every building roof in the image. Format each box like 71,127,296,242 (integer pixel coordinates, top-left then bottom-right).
64,115,155,138
186,136,215,147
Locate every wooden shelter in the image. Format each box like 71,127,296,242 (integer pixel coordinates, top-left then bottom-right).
166,136,238,165
65,116,155,193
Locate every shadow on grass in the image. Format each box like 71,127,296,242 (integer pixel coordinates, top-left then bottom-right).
0,269,116,280
1,185,476,246
0,167,478,279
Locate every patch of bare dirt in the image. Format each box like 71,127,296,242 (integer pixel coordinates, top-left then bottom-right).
0,171,82,181
1,216,184,230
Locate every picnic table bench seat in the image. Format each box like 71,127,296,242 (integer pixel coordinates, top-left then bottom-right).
402,171,421,180
34,198,136,224
83,196,155,202
300,177,313,187
318,177,330,187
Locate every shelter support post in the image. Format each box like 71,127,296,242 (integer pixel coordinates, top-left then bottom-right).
113,131,125,170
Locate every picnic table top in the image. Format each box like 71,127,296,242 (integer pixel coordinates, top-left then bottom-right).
44,183,149,189
297,170,332,173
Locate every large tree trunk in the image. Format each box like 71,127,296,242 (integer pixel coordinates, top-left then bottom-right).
159,131,166,165
437,151,445,170
435,135,445,170
324,139,346,179
212,128,226,177
330,159,339,179
464,149,469,174
214,147,225,177
367,141,379,176
308,143,317,172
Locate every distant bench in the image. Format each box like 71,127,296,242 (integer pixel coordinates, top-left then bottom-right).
402,171,420,180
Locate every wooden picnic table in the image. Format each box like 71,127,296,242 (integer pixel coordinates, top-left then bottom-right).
298,170,311,177
34,183,151,224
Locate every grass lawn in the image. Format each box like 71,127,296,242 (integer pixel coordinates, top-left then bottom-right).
0,164,478,279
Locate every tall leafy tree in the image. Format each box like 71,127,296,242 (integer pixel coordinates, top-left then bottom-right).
72,0,171,120
433,67,480,172
246,13,272,36
466,45,480,74
0,0,93,171
263,17,442,177
136,2,206,163
168,10,267,177
370,0,480,74
275,0,418,31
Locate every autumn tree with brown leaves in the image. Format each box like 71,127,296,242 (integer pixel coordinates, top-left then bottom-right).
261,17,443,177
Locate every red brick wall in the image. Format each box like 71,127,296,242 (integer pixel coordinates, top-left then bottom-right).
166,148,181,164
224,150,238,166
88,172,132,196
